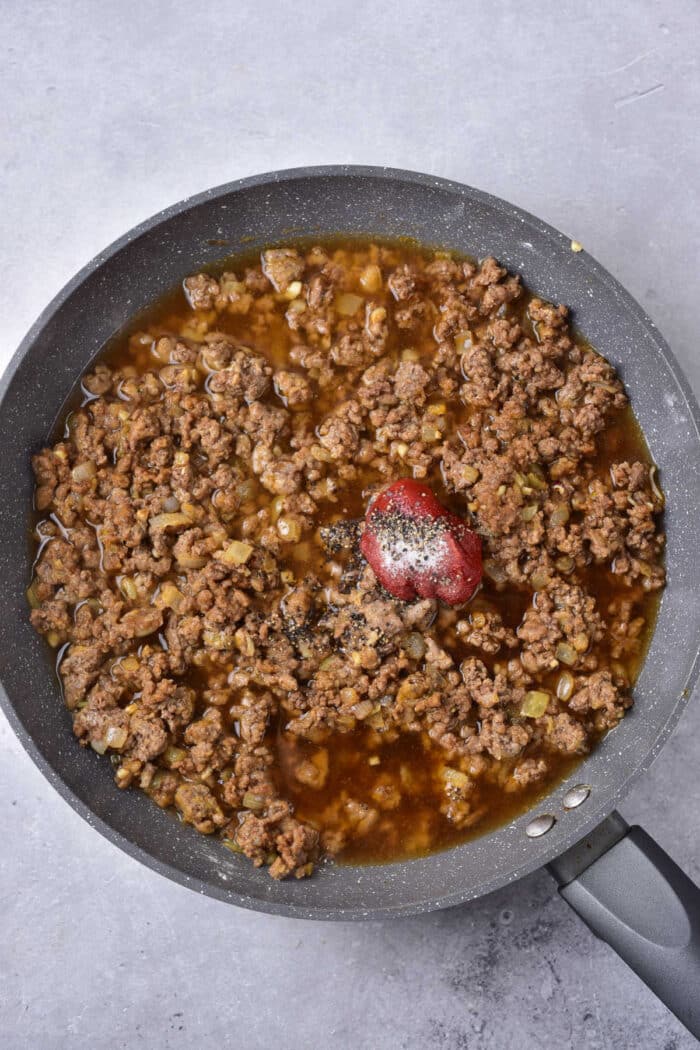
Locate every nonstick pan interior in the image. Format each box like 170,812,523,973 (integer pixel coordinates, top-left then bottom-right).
1,167,699,919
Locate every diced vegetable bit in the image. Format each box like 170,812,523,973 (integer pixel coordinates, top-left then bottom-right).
549,503,571,526
155,581,185,611
201,628,231,649
237,478,257,502
105,725,128,749
222,838,244,854
421,422,442,443
284,280,303,301
442,767,471,791
242,791,266,812
403,632,427,660
234,629,255,656
71,460,96,483
454,330,473,354
120,607,163,638
119,576,139,601
530,570,550,591
277,516,302,542
527,469,547,492
163,745,186,768
556,671,575,702
649,465,664,504
269,494,284,522
175,551,207,569
352,699,375,720
149,511,191,531
180,501,200,521
359,264,382,293
218,540,254,565
555,642,578,666
335,292,364,316
520,690,550,718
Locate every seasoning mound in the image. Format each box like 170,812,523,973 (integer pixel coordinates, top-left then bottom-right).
28,240,665,877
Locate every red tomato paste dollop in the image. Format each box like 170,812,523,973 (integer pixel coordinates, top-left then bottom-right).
360,479,482,606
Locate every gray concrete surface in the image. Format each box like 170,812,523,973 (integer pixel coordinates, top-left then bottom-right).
1,2,699,1047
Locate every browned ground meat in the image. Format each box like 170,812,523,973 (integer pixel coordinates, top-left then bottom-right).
28,241,664,877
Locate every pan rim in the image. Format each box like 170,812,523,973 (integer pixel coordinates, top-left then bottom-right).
1,164,699,920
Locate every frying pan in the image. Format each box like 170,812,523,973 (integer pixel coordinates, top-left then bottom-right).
2,166,700,1035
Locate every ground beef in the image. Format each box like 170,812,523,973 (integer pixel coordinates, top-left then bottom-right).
184,274,219,310
545,712,589,754
175,782,226,834
516,579,604,675
28,240,664,878
261,248,305,292
456,609,518,654
275,370,311,406
568,669,632,730
233,801,318,879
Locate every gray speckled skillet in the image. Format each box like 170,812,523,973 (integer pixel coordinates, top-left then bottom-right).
1,167,700,1033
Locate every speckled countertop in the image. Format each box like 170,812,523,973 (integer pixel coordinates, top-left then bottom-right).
2,3,700,1047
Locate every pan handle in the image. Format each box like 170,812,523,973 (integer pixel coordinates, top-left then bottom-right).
547,811,700,1038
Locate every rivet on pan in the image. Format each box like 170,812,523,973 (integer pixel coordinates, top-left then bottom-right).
563,784,591,810
525,814,556,838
